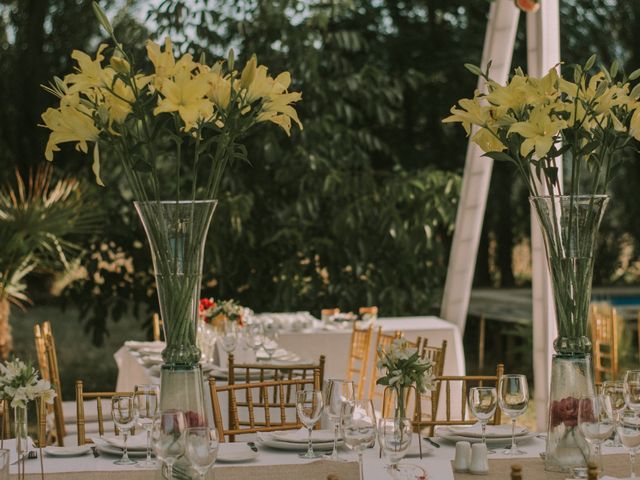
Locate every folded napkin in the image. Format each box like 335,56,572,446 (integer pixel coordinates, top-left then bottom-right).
2,437,33,464
447,424,528,438
102,433,149,451
271,429,336,444
125,341,165,351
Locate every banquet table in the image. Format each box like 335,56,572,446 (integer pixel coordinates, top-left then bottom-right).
115,315,465,393
11,434,633,479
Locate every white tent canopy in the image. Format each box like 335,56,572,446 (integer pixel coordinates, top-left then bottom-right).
440,0,560,432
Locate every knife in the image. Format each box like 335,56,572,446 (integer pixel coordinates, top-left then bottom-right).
247,441,258,452
424,437,440,448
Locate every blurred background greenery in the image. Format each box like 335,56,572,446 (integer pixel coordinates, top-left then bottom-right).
2,0,640,393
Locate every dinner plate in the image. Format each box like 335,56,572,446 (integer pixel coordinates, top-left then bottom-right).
216,443,259,463
256,432,342,451
93,437,152,458
44,446,92,457
436,430,537,446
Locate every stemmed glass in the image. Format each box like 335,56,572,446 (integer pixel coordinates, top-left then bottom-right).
111,395,138,465
296,389,324,458
602,380,626,446
468,387,497,446
244,323,264,360
133,384,160,467
616,409,640,479
342,399,377,480
378,418,424,479
262,327,279,361
185,427,219,480
323,379,355,461
151,409,187,480
220,320,238,355
498,374,529,455
578,394,615,475
625,371,640,412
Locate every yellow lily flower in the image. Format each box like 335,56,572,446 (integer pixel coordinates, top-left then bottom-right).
206,70,232,110
40,94,100,162
442,96,491,134
486,75,531,113
509,106,566,157
629,107,640,140
472,128,506,153
154,71,213,130
65,44,113,94
146,38,196,86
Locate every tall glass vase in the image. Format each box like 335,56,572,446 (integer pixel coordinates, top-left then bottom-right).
530,195,609,472
13,405,28,460
135,200,216,416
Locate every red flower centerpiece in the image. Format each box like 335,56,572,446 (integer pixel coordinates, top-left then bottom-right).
199,297,244,327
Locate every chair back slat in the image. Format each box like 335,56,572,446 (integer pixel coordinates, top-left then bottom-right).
369,328,402,409
590,303,619,383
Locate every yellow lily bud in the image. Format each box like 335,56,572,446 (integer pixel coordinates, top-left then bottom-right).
110,56,131,75
240,55,257,90
227,48,235,72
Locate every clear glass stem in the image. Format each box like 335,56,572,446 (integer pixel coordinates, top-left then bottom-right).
330,423,339,460
595,443,602,476
146,429,152,464
166,460,174,480
307,426,314,457
630,450,636,479
358,450,364,480
511,418,517,452
481,422,486,445
122,431,130,462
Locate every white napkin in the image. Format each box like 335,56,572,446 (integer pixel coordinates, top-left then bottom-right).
102,433,148,451
447,424,528,438
1,437,33,464
125,341,165,351
271,428,336,444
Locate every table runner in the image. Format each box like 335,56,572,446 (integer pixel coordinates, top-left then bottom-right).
13,459,359,480
453,453,630,480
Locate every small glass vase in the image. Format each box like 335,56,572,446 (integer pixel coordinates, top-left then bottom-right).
530,195,609,472
13,405,28,460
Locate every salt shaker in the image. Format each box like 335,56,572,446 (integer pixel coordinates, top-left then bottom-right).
469,442,489,475
453,441,472,472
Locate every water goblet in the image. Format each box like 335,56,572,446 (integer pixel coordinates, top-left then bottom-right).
498,374,529,455
244,323,264,360
625,370,640,412
342,399,377,480
151,409,187,479
323,378,356,461
296,389,324,458
111,395,138,465
262,327,279,361
378,417,422,479
617,409,640,479
578,394,615,475
133,384,160,467
220,320,238,355
468,387,497,446
602,380,625,446
185,427,219,480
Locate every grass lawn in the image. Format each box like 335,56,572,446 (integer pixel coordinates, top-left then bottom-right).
10,304,149,400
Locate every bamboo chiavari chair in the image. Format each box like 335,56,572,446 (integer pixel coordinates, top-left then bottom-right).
411,339,448,429
590,303,619,383
413,363,504,437
346,323,374,399
0,400,9,440
368,327,401,413
34,322,66,445
75,380,132,445
209,376,319,443
226,353,325,441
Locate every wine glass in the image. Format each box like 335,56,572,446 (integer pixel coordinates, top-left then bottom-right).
625,371,640,412
296,389,324,458
151,409,187,479
616,409,640,479
185,427,219,480
378,417,423,479
498,374,529,455
468,387,497,445
342,399,376,480
220,320,238,355
111,395,138,465
244,323,264,360
323,379,356,461
133,384,160,467
602,380,625,446
262,327,279,361
578,394,615,475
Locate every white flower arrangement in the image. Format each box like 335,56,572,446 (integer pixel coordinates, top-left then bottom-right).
0,359,56,408
376,338,435,394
